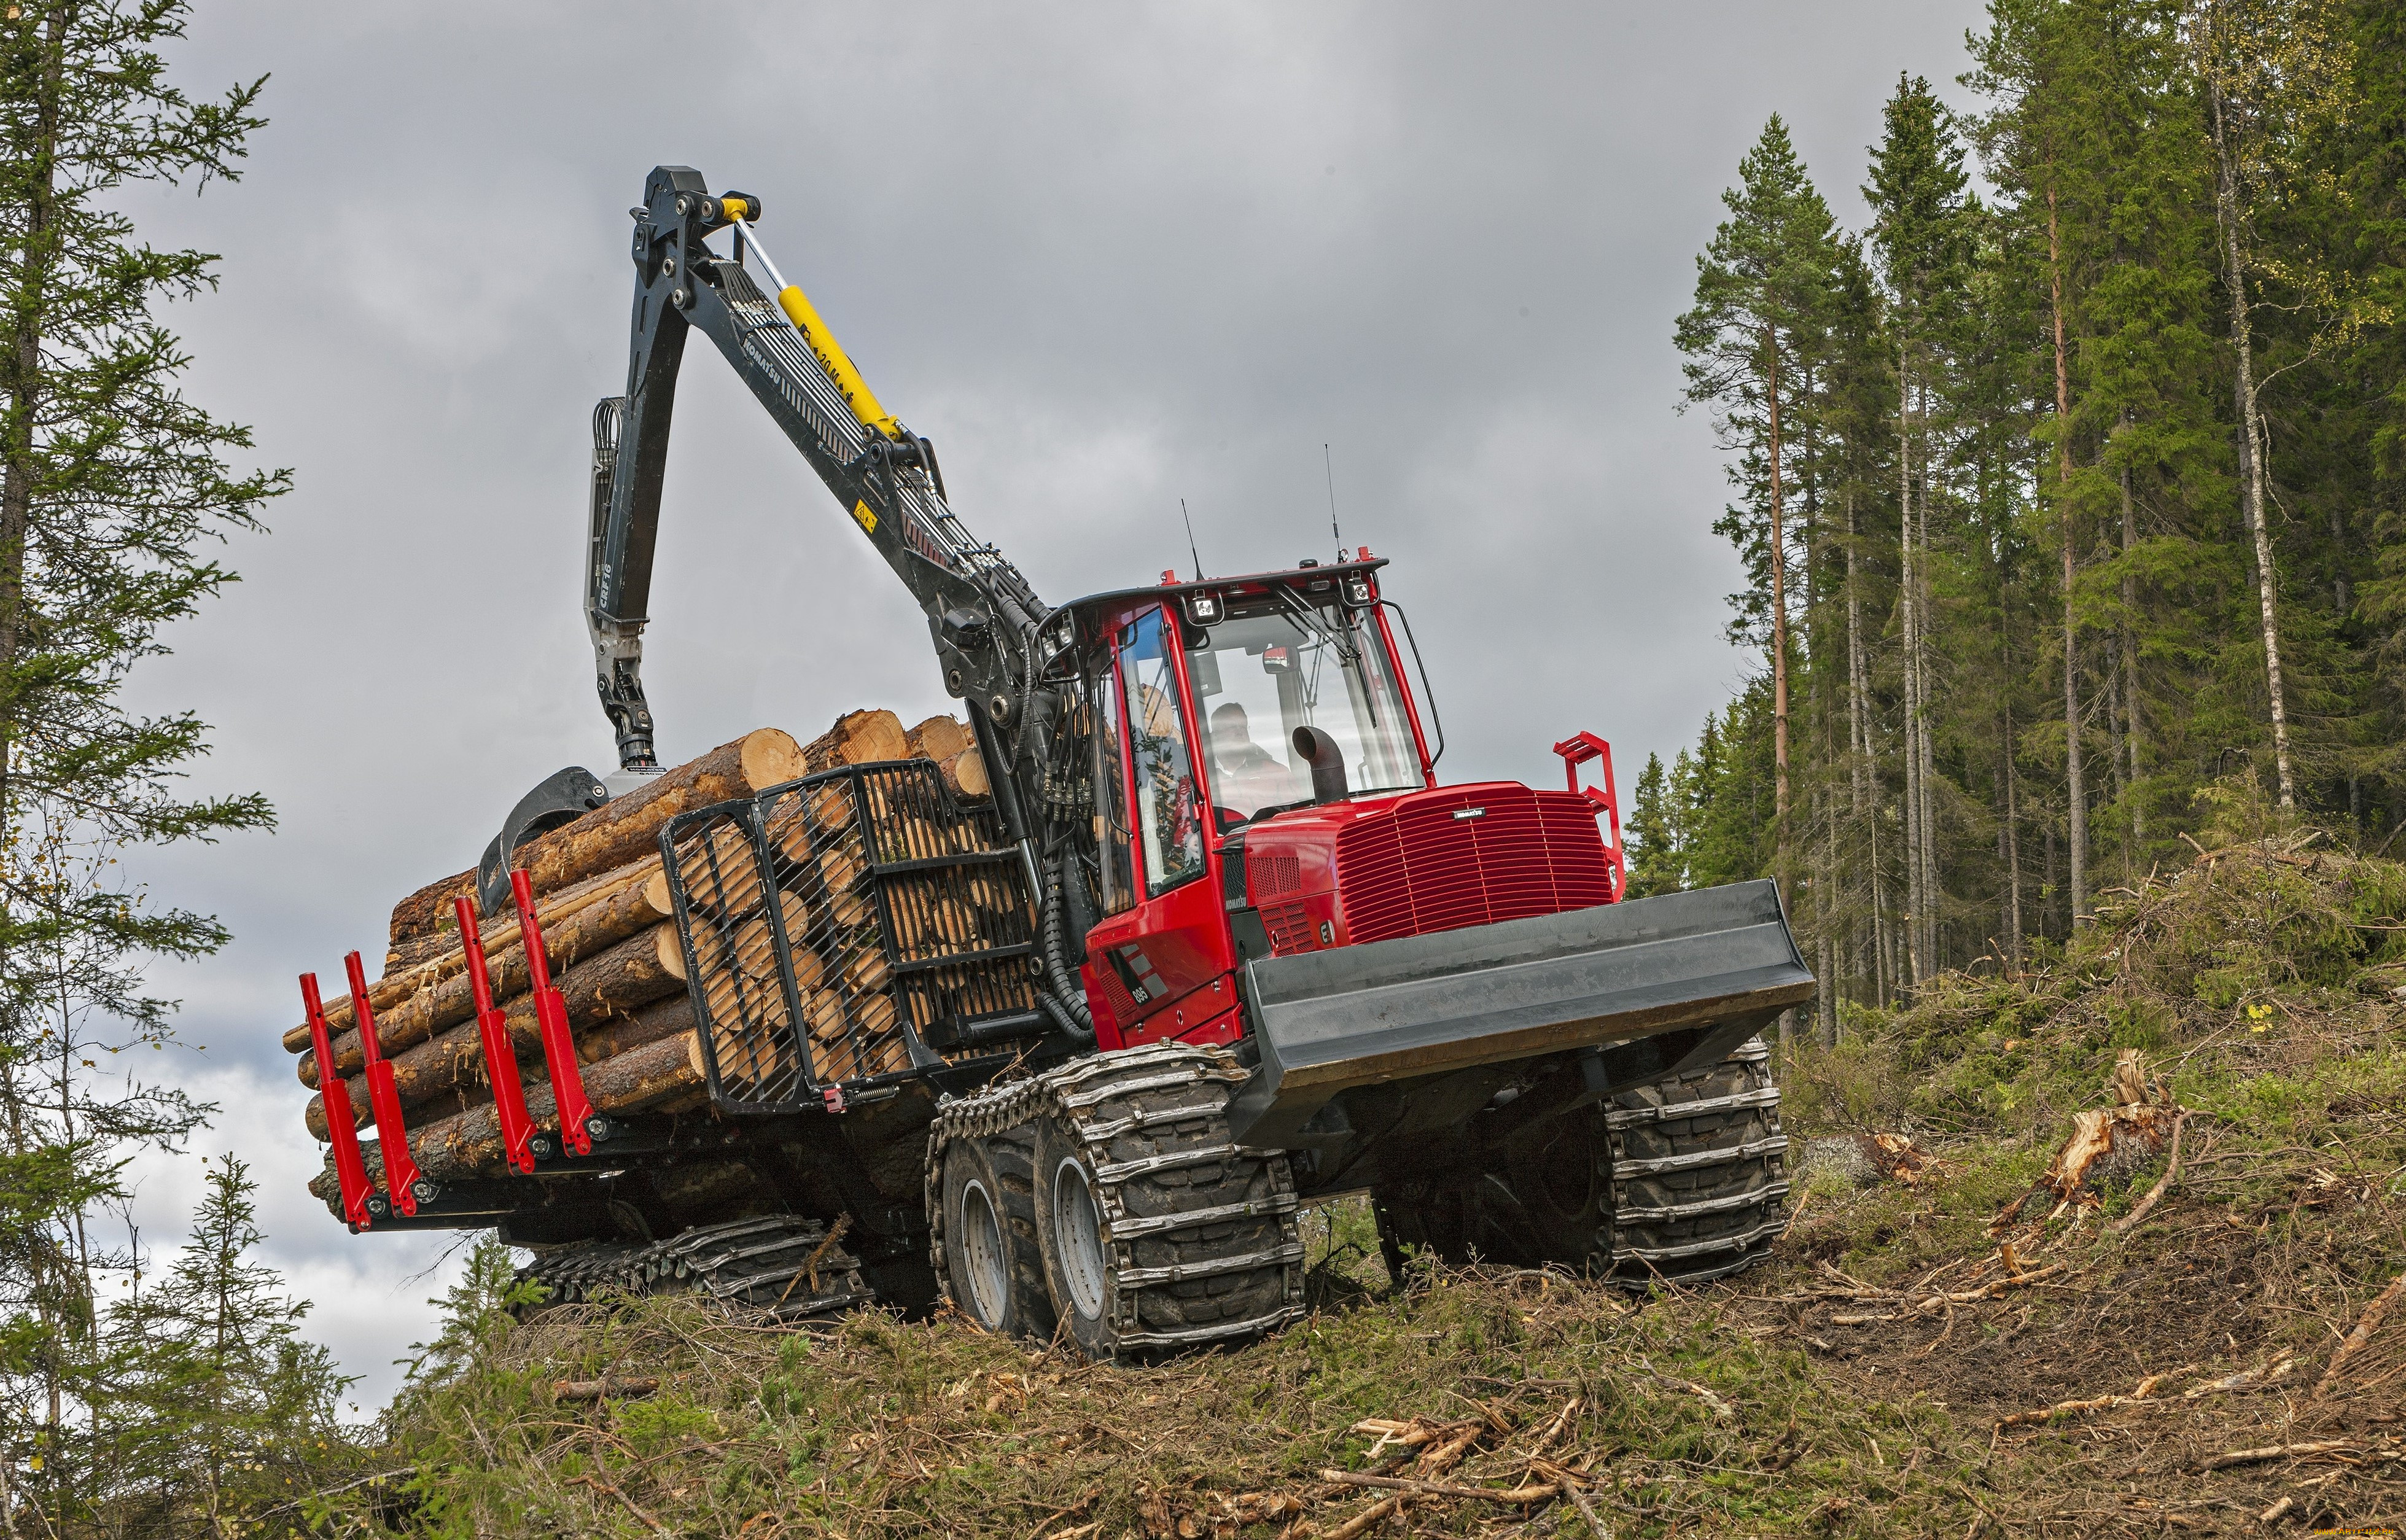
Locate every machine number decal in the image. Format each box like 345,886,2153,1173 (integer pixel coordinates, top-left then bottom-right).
1112,943,1166,1006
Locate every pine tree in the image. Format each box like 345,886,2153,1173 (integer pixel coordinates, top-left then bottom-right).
1676,117,1841,867
1865,74,1976,971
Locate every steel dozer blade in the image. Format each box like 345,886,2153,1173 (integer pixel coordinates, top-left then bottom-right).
1224,879,1813,1148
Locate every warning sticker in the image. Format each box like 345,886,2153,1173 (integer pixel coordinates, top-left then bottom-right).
852,499,878,535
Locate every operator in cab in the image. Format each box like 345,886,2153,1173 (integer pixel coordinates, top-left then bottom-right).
1209,702,1299,820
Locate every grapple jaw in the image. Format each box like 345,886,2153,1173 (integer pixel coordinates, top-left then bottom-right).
1223,879,1813,1151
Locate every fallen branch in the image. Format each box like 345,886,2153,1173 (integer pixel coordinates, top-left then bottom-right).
1322,1469,1560,1504
1993,1367,2189,1429
1320,1492,1404,1540
2197,1438,2356,1472
1350,1415,1477,1458
1914,1263,2065,1311
2313,1272,2406,1400
569,1473,672,1536
2186,1354,2294,1399
1558,1474,1612,1538
548,1375,660,1403
2108,1113,2187,1235
1651,1374,1734,1420
777,1214,854,1305
1530,1395,1583,1453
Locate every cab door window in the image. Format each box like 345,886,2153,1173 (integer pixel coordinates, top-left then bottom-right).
1118,609,1205,895
1092,655,1136,915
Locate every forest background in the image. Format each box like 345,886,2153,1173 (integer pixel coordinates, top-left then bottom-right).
1630,0,2406,1046
7,0,2402,1533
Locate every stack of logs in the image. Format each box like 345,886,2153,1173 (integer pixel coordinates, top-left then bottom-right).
294,711,979,1197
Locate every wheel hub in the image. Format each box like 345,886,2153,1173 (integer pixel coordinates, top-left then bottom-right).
1051,1157,1109,1320
957,1179,1010,1328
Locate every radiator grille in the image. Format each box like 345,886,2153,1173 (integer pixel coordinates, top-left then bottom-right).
1250,854,1303,899
1262,900,1314,952
1333,787,1614,947
663,760,1043,1110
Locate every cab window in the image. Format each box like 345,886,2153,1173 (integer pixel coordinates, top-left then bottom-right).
1118,610,1205,895
1092,658,1136,914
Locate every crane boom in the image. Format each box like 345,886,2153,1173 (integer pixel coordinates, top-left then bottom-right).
586,165,1047,809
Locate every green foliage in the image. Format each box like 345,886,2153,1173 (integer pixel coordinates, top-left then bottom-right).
0,6,309,1533
1660,0,2406,1035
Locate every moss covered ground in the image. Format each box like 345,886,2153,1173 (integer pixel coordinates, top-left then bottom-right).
310,827,2406,1536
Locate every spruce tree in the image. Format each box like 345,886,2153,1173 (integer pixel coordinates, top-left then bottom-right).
1623,752,1683,898
0,4,282,1528
106,1156,350,1536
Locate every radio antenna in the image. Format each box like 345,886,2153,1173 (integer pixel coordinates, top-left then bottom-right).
1323,443,1343,551
1180,498,1204,581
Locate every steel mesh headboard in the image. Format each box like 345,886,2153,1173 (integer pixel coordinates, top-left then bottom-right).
661,759,1046,1111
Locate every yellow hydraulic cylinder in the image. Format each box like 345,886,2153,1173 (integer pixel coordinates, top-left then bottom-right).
775,283,900,441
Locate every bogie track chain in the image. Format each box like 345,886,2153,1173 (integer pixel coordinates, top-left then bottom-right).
520,1214,873,1321
927,1042,1306,1357
1605,1035,1791,1282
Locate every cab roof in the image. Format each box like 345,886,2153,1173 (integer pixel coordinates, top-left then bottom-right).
1048,552,1388,652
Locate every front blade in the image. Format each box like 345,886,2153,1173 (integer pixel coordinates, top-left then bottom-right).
1225,879,1813,1147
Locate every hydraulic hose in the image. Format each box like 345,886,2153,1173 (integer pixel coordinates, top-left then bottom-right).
1035,987,1088,1043
1040,865,1095,1040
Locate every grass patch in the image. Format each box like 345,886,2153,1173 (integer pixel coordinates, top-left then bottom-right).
315,836,2406,1536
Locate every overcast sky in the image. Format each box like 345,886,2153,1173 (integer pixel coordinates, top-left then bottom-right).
95,0,1990,1412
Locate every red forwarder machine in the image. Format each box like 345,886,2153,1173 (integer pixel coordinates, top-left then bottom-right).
306,168,1813,1360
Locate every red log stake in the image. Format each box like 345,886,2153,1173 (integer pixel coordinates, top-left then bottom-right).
302,972,376,1229
453,896,537,1175
345,951,426,1215
510,869,598,1156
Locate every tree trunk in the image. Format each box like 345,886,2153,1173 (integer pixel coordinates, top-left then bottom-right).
306,920,685,1088
905,714,972,763
1766,327,1789,839
2003,700,2023,963
1914,383,1939,974
805,709,909,772
2048,181,2088,927
308,989,693,1140
2208,77,2295,808
384,727,805,963
1898,345,1923,985
284,855,669,1056
313,1030,707,1190
1845,489,1879,1008
2122,452,2143,844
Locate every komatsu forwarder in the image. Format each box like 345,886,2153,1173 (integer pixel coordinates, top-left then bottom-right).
313,168,1812,1361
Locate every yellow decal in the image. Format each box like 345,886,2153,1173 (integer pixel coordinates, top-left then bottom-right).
852,499,878,535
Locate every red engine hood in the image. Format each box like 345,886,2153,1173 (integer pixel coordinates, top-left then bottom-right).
1233,780,1617,955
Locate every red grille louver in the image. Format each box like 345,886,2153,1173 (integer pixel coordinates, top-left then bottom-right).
1333,787,1614,946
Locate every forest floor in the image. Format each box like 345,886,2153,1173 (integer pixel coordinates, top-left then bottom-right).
317,832,2406,1538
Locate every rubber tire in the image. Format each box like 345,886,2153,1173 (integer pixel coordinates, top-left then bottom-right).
1033,1118,1122,1359
939,1134,1055,1339
1608,1039,1788,1282
1034,1101,1296,1363
1372,1106,1612,1274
